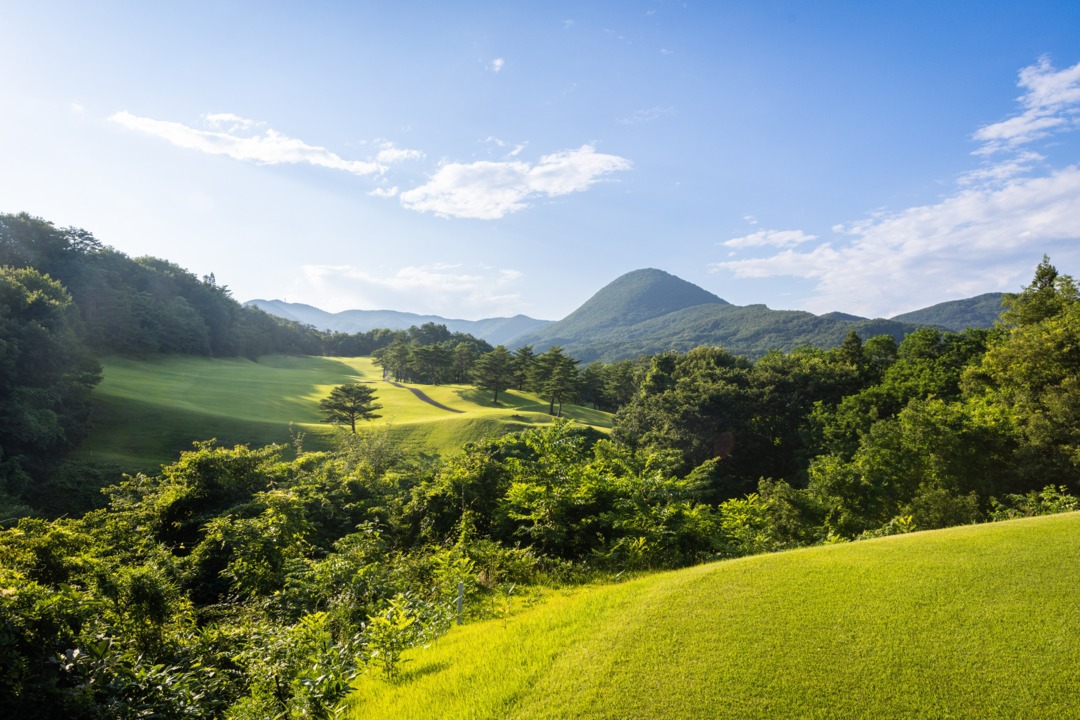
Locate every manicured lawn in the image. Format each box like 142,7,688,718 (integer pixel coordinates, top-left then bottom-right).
349,512,1080,719
75,355,611,470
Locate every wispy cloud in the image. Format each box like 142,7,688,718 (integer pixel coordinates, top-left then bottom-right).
482,136,528,158
111,111,628,221
398,145,632,219
108,111,422,176
618,106,674,125
711,58,1080,318
723,229,817,249
489,57,505,72
295,263,527,316
958,151,1044,187
973,57,1080,155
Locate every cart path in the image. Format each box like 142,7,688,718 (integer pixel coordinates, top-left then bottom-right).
384,380,465,413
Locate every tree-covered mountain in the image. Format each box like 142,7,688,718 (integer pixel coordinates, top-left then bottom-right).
539,268,728,334
510,268,924,361
246,299,551,346
889,292,1005,331
253,267,1009,362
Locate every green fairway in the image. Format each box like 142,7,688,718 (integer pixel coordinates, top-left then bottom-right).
349,513,1080,719
76,355,612,470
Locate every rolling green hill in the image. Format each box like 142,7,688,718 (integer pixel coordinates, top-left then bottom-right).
74,355,612,470
349,513,1080,719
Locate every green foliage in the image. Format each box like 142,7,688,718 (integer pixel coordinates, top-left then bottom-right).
0,265,101,509
529,346,580,416
370,326,493,385
472,345,515,404
999,255,1079,328
319,383,382,433
989,484,1079,520
890,291,1006,330
365,595,420,681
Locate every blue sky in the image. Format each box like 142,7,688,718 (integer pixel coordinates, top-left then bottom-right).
3,1,1079,321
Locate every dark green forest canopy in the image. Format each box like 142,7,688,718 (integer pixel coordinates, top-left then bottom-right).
0,266,100,508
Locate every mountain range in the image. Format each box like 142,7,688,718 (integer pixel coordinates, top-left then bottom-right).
244,299,550,347
247,269,1006,362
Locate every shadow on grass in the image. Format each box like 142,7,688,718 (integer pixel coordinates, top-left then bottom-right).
453,387,500,406
395,660,451,684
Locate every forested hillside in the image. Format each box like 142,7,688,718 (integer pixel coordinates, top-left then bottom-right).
890,291,1006,330
0,213,326,359
512,268,932,361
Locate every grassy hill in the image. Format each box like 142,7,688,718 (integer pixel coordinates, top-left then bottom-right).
75,355,611,470
349,512,1080,719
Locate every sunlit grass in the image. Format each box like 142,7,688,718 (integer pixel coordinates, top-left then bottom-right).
349,513,1080,719
75,355,611,470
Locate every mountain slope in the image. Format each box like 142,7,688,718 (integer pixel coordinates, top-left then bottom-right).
245,299,551,345
542,267,728,335
350,513,1080,719
890,291,1005,330
512,269,921,361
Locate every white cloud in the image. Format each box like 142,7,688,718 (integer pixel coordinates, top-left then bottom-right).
399,145,632,219
490,58,505,73
974,57,1080,155
295,263,527,316
368,186,399,198
710,166,1080,317
723,229,817,249
375,142,424,164
109,111,383,175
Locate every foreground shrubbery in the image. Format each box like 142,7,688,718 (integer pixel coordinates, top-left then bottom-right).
0,422,721,718
3,418,1077,718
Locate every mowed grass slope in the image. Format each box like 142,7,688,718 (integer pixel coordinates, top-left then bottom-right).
350,513,1080,719
77,355,611,469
